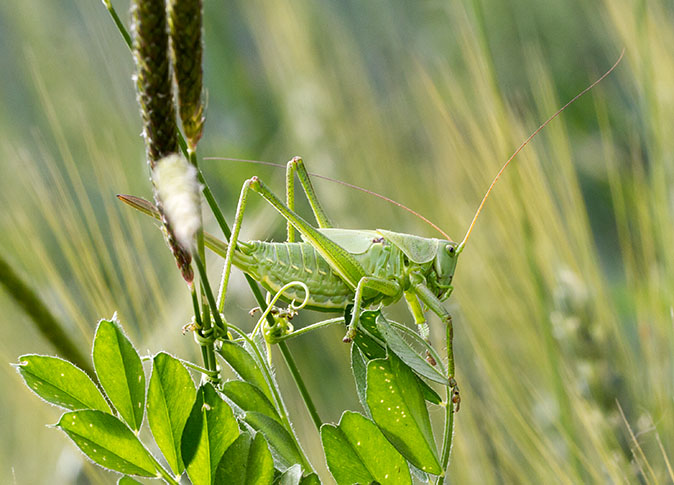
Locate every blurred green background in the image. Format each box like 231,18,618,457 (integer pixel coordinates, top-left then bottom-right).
1,0,673,483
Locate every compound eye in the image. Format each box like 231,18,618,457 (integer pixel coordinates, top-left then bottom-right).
447,245,455,254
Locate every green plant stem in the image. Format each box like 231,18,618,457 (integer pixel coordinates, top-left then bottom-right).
0,254,94,377
190,284,203,328
437,391,455,484
192,253,225,334
178,358,212,376
224,324,314,473
187,150,214,367
278,341,322,430
270,317,344,341
192,253,222,381
190,283,211,370
102,0,132,49
437,317,456,483
147,450,180,485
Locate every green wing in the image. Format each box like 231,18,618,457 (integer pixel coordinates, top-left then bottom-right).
303,228,380,254
376,229,438,264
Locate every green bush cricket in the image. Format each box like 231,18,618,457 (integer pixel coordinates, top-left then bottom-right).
120,51,622,410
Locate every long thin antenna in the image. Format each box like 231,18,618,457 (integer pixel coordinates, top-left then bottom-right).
204,156,454,240
456,49,624,254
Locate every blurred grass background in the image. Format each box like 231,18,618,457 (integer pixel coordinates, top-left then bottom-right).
1,0,673,483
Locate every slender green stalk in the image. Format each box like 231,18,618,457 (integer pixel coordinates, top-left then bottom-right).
270,317,344,341
223,324,315,473
190,283,212,370
188,152,206,263
192,252,225,381
101,0,132,49
190,284,202,327
187,150,212,349
178,358,212,376
0,254,93,377
147,451,180,485
278,342,322,430
437,320,456,483
436,392,455,484
192,253,224,333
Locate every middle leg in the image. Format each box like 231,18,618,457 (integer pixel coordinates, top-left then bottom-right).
344,276,402,342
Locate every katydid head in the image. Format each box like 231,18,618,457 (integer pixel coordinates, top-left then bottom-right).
376,229,458,300
432,240,459,300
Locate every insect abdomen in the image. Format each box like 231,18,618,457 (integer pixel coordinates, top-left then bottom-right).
237,241,354,310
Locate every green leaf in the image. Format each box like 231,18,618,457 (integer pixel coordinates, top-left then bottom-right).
147,352,196,475
277,464,302,485
366,352,441,474
56,410,157,477
352,311,386,360
321,411,411,485
214,432,274,485
222,380,280,423
118,476,143,484
218,341,272,401
93,318,146,431
349,345,369,415
417,377,443,405
244,412,304,471
375,313,447,384
15,354,110,412
352,331,442,407
181,383,239,485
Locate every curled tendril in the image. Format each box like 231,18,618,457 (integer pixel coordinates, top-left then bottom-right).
252,281,311,339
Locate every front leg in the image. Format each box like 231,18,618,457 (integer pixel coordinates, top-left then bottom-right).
413,282,460,411
404,291,430,341
344,276,401,342
216,178,254,313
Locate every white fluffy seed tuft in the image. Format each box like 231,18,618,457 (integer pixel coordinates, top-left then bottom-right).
152,154,201,249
